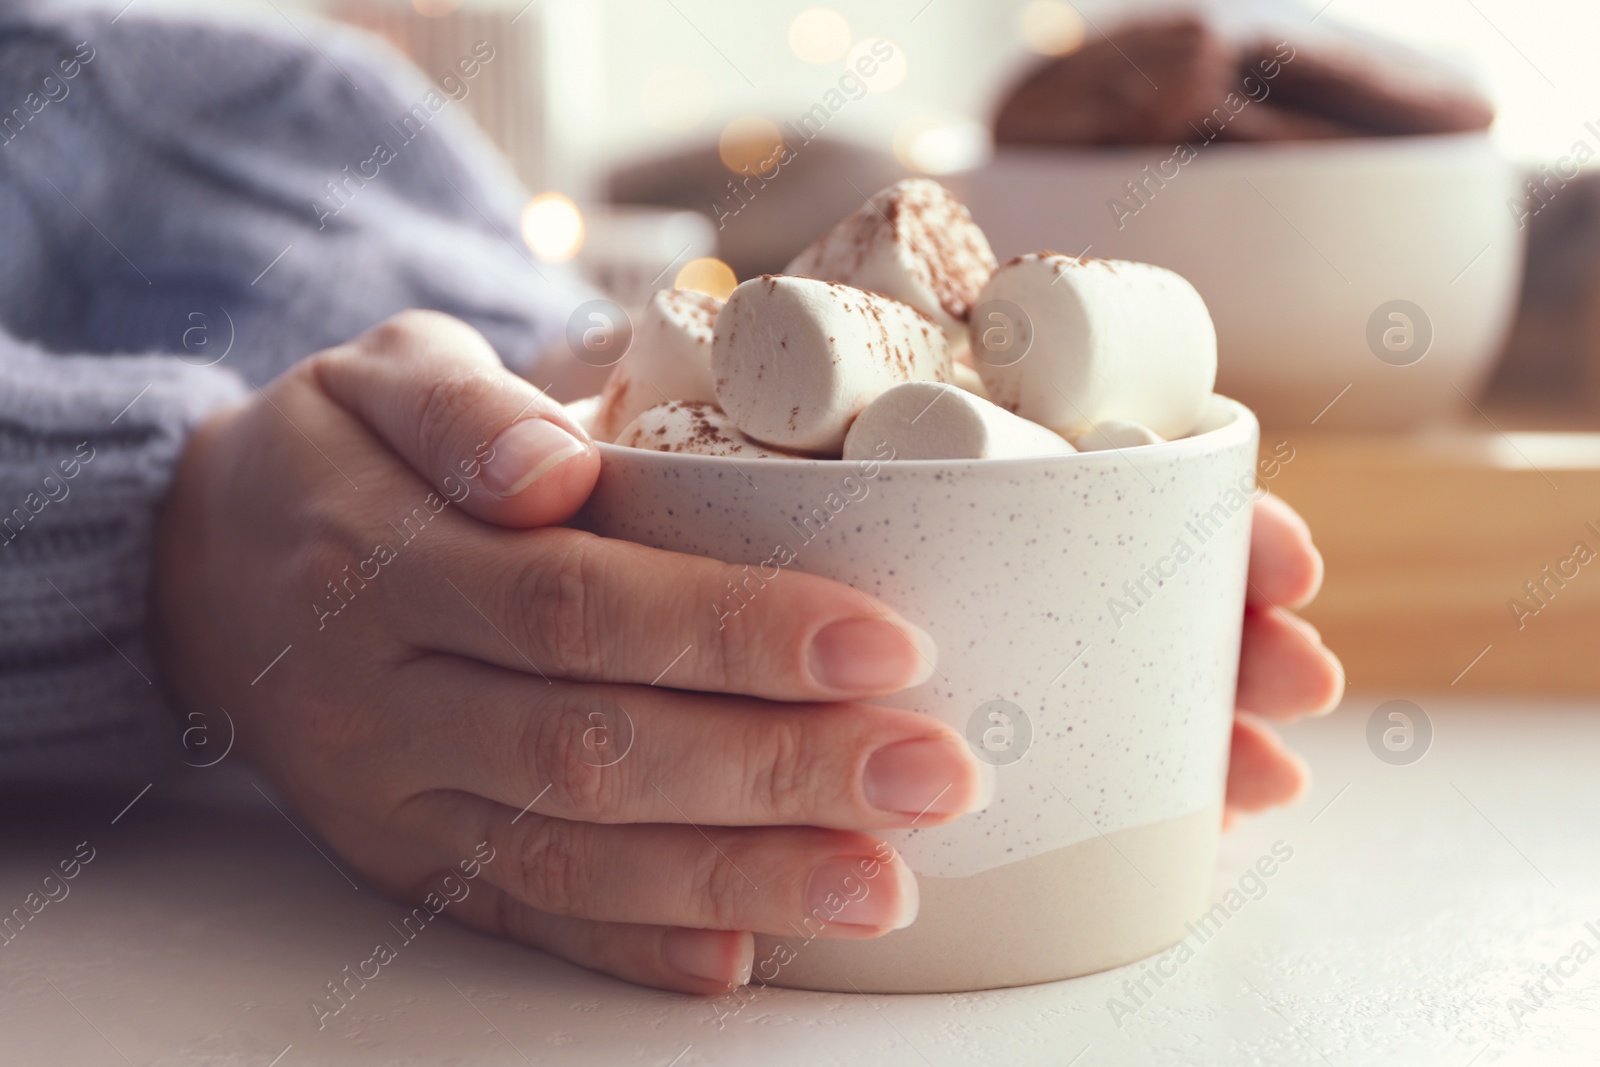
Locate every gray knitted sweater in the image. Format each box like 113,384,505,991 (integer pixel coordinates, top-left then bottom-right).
0,3,581,782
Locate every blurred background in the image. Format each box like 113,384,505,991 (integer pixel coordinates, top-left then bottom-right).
190,0,1598,695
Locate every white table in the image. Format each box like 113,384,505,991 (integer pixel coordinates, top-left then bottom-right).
3,698,1597,1066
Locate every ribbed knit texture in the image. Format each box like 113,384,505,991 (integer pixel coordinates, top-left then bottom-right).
0,1,584,783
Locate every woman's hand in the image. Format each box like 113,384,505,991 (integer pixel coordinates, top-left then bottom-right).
1227,493,1343,822
152,311,987,996
152,309,1338,997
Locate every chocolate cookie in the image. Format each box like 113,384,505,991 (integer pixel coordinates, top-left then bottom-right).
993,16,1495,147
993,17,1238,147
1242,38,1492,136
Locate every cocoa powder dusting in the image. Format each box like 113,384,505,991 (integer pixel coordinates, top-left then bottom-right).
883,180,997,322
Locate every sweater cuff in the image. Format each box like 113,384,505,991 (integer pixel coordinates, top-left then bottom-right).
0,337,249,784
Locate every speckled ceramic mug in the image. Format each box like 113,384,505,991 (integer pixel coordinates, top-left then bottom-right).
578,395,1259,993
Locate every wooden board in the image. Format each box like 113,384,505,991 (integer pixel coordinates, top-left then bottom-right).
1264,427,1600,695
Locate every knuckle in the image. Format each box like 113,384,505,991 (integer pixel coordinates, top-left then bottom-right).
281,693,346,770
690,836,751,930
361,308,477,354
414,367,496,466
291,510,389,638
511,816,587,916
517,532,606,676
352,310,430,357
278,683,388,799
741,716,814,821
518,693,624,819
303,336,359,381
701,569,766,690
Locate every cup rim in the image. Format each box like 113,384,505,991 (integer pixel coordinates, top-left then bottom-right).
595,393,1259,471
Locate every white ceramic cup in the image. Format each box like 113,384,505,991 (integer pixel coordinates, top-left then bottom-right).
578,395,1260,993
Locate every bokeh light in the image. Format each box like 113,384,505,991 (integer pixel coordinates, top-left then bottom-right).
675,258,738,301
893,116,991,174
639,64,715,133
788,8,853,65
521,192,585,263
718,115,786,175
846,38,908,93
1019,0,1086,56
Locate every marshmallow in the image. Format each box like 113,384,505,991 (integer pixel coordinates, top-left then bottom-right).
951,360,990,401
842,381,1076,461
785,178,998,349
615,400,805,459
971,254,1216,440
562,394,602,438
1070,419,1166,452
592,288,721,442
712,276,951,454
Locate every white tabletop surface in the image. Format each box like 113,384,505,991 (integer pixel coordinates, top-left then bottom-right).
2,697,1597,1067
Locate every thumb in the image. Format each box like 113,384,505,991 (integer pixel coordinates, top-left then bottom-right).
315,310,599,527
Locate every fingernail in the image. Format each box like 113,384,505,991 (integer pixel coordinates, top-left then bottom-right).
974,760,997,810
1282,611,1324,646
805,857,918,931
1310,646,1346,717
808,617,937,694
480,418,587,497
1278,613,1345,717
864,737,980,818
662,928,753,988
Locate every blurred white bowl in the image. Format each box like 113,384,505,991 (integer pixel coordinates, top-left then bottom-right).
957,133,1524,429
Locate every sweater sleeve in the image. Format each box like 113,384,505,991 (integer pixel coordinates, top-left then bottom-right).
0,331,248,784
0,3,594,784
0,4,591,384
